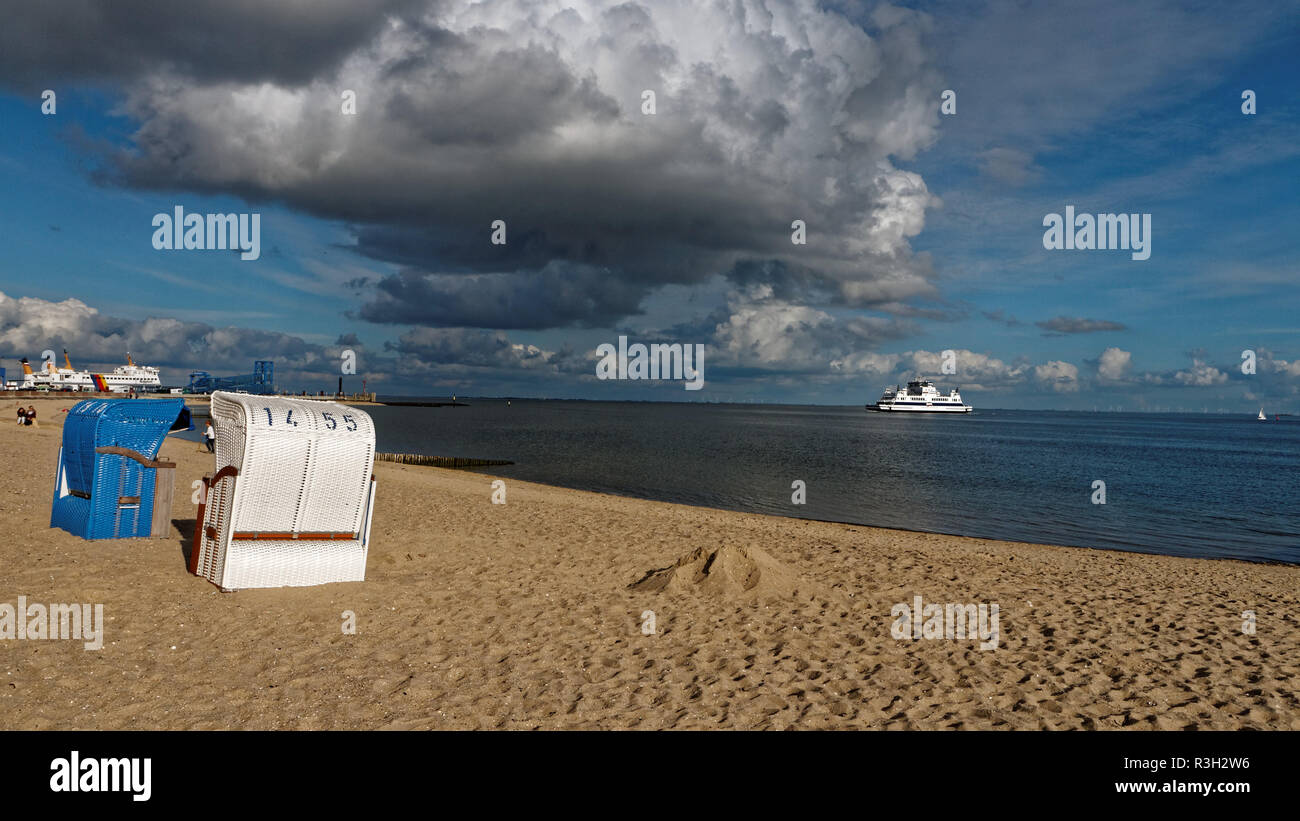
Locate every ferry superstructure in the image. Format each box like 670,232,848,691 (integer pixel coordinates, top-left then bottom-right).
19,350,162,392
867,378,973,413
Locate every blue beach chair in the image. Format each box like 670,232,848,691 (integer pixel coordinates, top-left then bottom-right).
50,398,192,539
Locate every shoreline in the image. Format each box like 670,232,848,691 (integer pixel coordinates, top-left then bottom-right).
4,404,1298,729
463,465,1300,570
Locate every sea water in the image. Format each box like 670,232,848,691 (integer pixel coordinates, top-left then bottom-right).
365,401,1299,564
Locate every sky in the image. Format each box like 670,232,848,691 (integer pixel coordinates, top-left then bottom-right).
0,0,1296,410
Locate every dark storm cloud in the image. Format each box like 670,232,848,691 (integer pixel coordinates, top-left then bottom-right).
725,260,841,305
621,306,734,344
386,327,583,373
359,263,650,330
381,35,622,147
0,0,421,90
45,1,944,330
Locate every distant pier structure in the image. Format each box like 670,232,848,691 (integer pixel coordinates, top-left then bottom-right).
187,360,275,394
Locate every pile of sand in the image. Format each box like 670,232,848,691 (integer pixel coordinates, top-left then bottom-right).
628,544,820,600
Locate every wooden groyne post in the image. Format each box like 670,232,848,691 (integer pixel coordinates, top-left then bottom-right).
375,452,513,469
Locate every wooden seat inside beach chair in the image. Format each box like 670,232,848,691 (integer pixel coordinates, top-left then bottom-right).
50,398,189,540
190,392,377,589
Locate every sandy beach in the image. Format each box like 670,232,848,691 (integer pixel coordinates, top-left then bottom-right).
2,398,1298,730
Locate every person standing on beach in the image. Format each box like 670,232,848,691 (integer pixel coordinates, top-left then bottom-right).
205,419,216,453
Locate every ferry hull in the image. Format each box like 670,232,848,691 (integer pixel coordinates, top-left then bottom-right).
867,403,973,413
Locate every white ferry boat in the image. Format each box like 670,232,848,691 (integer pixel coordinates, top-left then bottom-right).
867,378,973,413
19,350,162,392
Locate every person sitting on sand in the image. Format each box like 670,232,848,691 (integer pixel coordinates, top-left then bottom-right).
25,405,37,427
17,406,27,426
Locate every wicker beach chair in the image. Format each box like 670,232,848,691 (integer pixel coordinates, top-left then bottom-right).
190,392,377,589
50,398,190,539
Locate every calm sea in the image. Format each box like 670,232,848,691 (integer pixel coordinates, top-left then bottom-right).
348,401,1299,564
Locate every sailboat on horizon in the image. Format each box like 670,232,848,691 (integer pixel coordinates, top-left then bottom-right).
1258,408,1267,421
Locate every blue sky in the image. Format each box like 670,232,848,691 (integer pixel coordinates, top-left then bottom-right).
0,1,1296,409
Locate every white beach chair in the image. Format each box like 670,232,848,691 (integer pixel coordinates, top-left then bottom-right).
190,392,377,589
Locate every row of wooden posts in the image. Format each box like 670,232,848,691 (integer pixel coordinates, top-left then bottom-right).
375,452,513,469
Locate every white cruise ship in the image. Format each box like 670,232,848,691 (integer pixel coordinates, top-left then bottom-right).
19,350,162,392
867,378,972,413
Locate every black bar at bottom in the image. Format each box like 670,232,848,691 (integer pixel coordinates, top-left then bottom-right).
1,730,1285,809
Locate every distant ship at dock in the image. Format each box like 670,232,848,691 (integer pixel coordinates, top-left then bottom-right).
18,350,161,392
